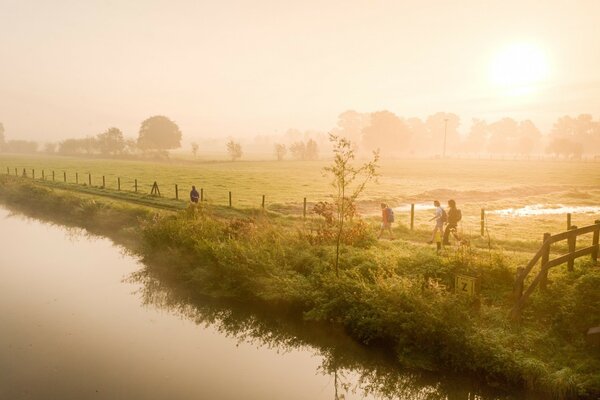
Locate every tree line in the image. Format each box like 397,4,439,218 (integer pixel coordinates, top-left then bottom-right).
1,111,599,160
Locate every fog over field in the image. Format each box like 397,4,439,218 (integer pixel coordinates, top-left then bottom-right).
1,0,600,159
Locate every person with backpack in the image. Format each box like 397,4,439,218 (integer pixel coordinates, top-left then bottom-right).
443,199,462,245
378,203,395,239
428,200,445,245
190,186,200,203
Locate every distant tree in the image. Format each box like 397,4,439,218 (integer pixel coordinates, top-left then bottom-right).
274,143,286,161
0,123,5,151
305,139,319,160
405,117,428,154
44,142,57,154
226,139,242,161
137,116,182,152
333,110,369,144
464,119,488,154
191,142,199,158
362,111,411,156
517,120,541,156
96,127,125,156
6,140,38,153
546,136,583,159
58,138,84,155
550,114,600,156
487,118,518,155
290,141,306,160
123,139,139,155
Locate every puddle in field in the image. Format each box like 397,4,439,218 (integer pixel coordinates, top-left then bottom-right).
490,204,600,217
393,203,435,212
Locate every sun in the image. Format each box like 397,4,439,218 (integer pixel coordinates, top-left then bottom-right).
489,43,550,92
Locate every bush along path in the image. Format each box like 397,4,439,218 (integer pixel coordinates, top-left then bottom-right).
0,176,598,398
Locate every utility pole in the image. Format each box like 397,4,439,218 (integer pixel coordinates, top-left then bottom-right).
443,117,449,158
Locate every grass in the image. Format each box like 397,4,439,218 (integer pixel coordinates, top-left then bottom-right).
1,154,600,398
1,153,599,244
0,171,599,399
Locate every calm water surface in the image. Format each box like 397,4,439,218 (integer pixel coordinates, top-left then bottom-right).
0,206,538,400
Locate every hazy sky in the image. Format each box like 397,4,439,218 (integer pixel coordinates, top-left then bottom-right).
1,0,599,142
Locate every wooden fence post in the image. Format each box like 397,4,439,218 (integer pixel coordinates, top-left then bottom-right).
88,173,92,186
118,177,121,191
410,203,415,230
200,188,204,202
303,197,307,219
540,232,551,289
14,168,17,176
592,220,600,263
480,208,485,236
228,191,232,207
63,171,66,182
76,172,79,184
52,171,55,181
42,170,45,180
567,213,572,230
22,168,27,177
134,179,138,192
567,225,577,271
262,194,265,209
32,169,35,179
102,176,105,188
175,184,179,200
513,267,525,302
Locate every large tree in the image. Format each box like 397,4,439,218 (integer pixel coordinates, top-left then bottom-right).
361,111,410,155
137,116,182,151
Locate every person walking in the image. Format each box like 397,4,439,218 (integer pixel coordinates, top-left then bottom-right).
443,199,462,245
378,203,395,239
428,200,445,244
190,186,200,203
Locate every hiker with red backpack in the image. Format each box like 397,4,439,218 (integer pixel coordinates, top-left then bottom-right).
378,203,395,239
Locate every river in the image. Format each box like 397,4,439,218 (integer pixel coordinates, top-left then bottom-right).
0,206,538,400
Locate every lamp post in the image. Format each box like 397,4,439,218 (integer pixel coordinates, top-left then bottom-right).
443,117,449,159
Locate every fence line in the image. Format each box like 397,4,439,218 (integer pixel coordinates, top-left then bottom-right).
1,164,594,235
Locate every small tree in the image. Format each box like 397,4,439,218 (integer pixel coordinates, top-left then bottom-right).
226,139,243,161
274,143,287,161
96,127,125,155
323,134,379,276
191,142,199,158
305,139,319,160
290,141,306,160
0,122,5,152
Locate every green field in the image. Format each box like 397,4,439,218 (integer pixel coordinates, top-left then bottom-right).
1,155,600,398
2,153,599,246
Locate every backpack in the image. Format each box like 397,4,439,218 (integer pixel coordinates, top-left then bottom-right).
441,208,448,223
387,207,395,223
456,209,462,222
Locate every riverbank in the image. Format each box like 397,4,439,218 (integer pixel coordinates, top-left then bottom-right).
0,175,598,399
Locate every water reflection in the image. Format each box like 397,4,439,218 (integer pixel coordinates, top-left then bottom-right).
128,267,529,400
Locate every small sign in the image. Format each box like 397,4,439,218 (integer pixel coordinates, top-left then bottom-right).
455,274,477,296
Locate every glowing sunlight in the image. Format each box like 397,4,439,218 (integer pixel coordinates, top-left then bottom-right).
489,43,551,95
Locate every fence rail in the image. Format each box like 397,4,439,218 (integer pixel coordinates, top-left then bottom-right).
510,220,600,320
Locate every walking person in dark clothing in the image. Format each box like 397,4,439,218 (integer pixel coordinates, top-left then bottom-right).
190,186,200,203
443,199,462,245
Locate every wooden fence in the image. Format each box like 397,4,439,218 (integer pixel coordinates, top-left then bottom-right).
510,220,600,320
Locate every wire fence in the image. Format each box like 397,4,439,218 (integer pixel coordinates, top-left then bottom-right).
4,165,600,245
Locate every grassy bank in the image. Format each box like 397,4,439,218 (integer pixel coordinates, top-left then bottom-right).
0,175,598,399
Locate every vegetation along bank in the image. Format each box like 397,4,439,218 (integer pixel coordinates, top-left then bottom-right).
0,173,598,399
